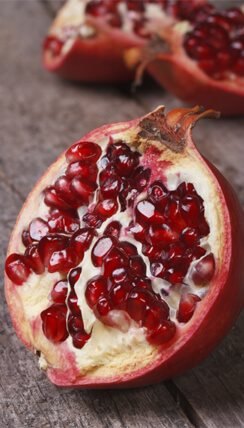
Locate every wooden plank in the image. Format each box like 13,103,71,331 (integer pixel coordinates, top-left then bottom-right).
0,2,193,427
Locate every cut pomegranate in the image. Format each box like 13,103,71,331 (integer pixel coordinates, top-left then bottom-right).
5,106,244,389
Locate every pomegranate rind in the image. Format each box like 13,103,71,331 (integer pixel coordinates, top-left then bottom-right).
5,106,244,388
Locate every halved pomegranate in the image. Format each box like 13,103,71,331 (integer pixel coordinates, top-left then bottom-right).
126,4,244,115
5,106,244,388
43,0,206,82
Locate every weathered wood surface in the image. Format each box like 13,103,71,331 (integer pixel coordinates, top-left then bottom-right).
0,1,243,427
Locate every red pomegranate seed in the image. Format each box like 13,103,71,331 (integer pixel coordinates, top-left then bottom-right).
91,236,115,267
99,166,115,184
71,227,95,254
194,23,229,49
72,331,90,349
114,152,140,177
83,212,103,229
142,243,161,260
119,241,137,256
207,13,231,31
198,218,210,237
5,253,31,285
100,175,121,198
68,290,80,315
95,199,118,218
166,265,187,284
165,198,187,232
68,267,82,287
184,36,215,60
22,230,32,247
225,8,244,25
143,300,169,330
103,246,128,277
127,0,145,12
191,4,216,23
55,175,80,207
95,296,111,317
25,244,45,274
44,186,73,211
48,209,79,234
67,314,84,334
109,282,131,308
51,280,68,304
129,255,146,276
104,221,122,238
177,293,201,323
180,194,202,224
111,267,129,284
85,275,107,308
148,181,168,205
29,218,49,241
192,253,215,285
44,35,63,57
167,243,184,264
191,245,206,260
66,161,98,181
177,182,196,197
180,227,199,247
38,234,69,267
107,141,130,160
135,200,156,224
66,141,102,164
48,246,81,273
150,261,166,279
132,167,151,192
71,177,97,203
147,320,176,345
132,277,152,290
148,224,178,247
127,288,154,323
129,222,147,242
41,304,68,343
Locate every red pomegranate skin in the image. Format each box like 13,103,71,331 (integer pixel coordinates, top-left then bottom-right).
5,106,244,388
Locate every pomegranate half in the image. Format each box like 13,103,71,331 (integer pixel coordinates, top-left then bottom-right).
5,106,244,388
43,0,207,82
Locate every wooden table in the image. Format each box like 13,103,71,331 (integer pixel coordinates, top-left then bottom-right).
1,1,244,427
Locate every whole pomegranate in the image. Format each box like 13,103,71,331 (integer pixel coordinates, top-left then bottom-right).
43,0,207,82
5,106,244,388
127,3,244,115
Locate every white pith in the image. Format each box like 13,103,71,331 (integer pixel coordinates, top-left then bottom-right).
6,117,225,380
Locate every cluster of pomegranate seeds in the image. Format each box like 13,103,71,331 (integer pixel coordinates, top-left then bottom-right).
6,137,215,349
184,7,244,78
44,35,64,58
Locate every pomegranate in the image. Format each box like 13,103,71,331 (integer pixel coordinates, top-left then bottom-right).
126,3,244,115
43,0,206,82
5,106,244,388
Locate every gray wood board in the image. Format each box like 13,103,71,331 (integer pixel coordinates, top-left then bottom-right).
0,1,243,427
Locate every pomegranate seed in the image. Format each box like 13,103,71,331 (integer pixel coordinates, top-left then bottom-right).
142,243,162,260
66,141,102,164
48,246,81,273
100,174,121,198
85,275,107,308
68,267,82,287
41,304,68,343
92,236,115,267
95,199,118,218
126,0,145,12
148,224,178,247
103,246,128,277
166,266,186,284
180,227,199,247
184,36,215,60
95,296,111,317
44,35,63,57
191,245,206,260
5,253,31,285
192,253,215,285
224,8,244,26
148,181,168,204
165,198,187,232
129,255,146,276
198,218,210,237
132,167,151,191
177,293,201,323
167,243,184,264
48,209,79,234
129,222,147,242
104,221,122,238
150,261,166,278
25,244,45,274
72,331,90,349
107,141,130,160
147,320,176,345
44,186,73,211
51,280,68,304
55,175,80,207
38,234,69,267
83,212,103,229
180,194,202,224
127,288,154,323
143,300,169,330
177,182,196,197
114,152,140,177
71,177,97,203
29,218,49,241
111,267,129,284
66,161,98,181
132,277,152,290
207,13,231,32
70,227,94,255
22,229,32,247
68,290,80,315
119,241,137,256
109,282,131,308
68,314,84,334
136,200,156,224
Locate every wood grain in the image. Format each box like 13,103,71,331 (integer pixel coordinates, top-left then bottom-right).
0,1,243,427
